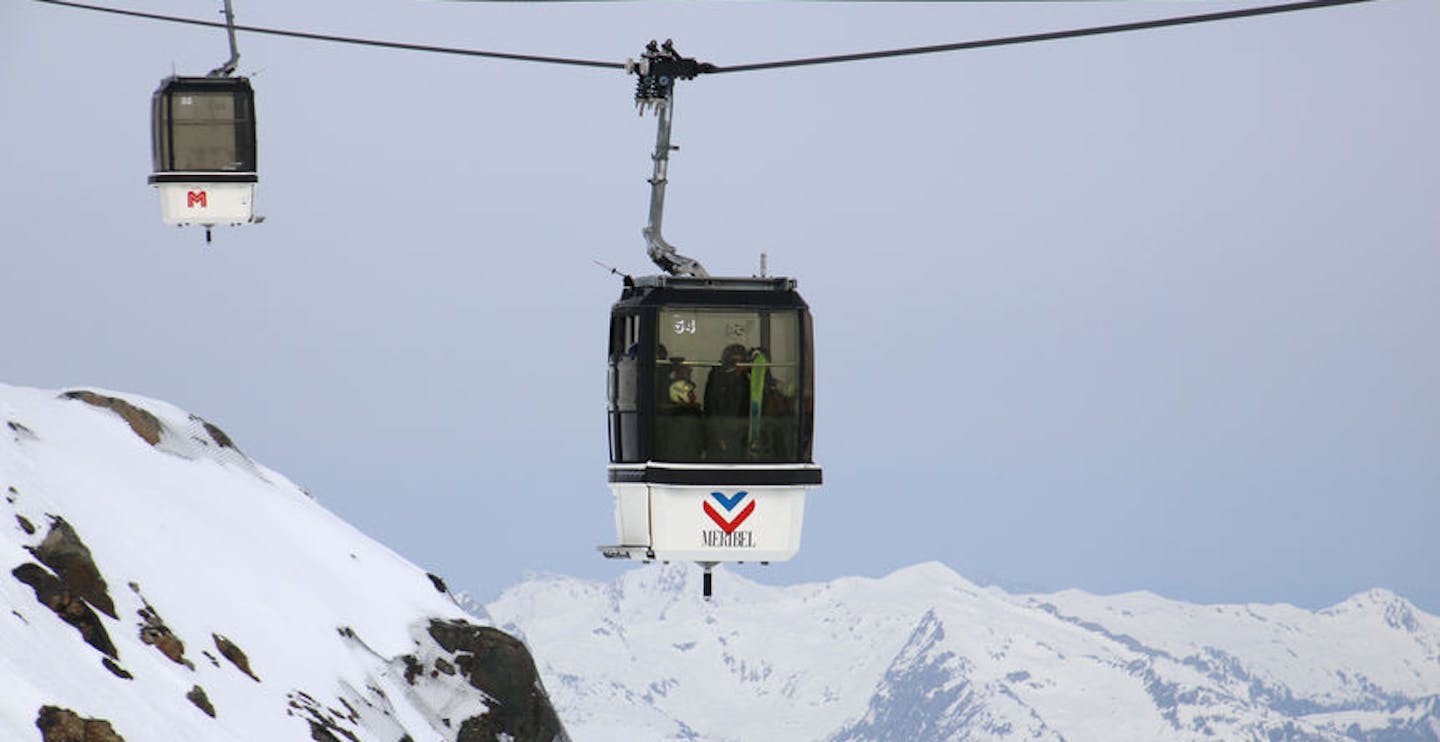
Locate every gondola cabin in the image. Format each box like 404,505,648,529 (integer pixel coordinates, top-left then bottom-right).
601,275,822,565
149,76,257,228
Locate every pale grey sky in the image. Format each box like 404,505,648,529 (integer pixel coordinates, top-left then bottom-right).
3,0,1437,611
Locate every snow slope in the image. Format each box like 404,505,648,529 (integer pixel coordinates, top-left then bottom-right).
8,376,1435,741
485,563,1440,741
0,382,563,741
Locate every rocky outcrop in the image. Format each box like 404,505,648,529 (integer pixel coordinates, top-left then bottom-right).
11,562,117,659
3,383,570,741
11,518,119,660
29,517,116,619
57,391,252,468
137,600,193,669
199,419,236,449
213,633,260,682
61,391,161,446
422,619,568,742
186,686,217,718
35,706,125,742
285,690,363,742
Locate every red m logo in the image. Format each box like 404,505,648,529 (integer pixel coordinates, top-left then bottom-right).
187,191,208,208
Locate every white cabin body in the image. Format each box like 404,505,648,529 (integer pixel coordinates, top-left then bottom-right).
606,480,811,563
155,180,255,226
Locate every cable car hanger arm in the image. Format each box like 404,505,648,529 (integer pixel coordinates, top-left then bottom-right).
632,40,713,278
207,0,239,77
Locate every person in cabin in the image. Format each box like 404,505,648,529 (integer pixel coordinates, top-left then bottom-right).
656,357,705,461
703,343,752,461
757,346,799,460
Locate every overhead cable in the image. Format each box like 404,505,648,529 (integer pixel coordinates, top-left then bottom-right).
31,0,1379,75
29,0,625,70
710,0,1379,73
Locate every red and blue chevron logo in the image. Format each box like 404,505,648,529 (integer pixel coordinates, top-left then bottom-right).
703,490,754,534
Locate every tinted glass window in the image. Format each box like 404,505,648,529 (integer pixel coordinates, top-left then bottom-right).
654,307,802,463
152,93,167,173
165,90,255,172
609,313,643,463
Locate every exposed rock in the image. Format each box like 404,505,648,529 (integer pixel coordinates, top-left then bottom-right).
186,685,216,718
12,563,117,658
401,654,424,685
9,386,563,742
143,624,190,667
101,658,133,680
34,706,125,742
308,721,346,742
8,419,37,442
62,391,162,447
136,594,194,669
199,419,236,449
425,619,568,742
288,691,360,742
213,633,260,681
28,517,116,619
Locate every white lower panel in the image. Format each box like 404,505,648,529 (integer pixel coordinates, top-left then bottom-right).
612,483,651,547
609,483,808,563
156,182,255,226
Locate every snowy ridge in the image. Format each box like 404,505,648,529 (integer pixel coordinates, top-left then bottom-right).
486,562,1440,741
7,376,1434,741
0,382,563,741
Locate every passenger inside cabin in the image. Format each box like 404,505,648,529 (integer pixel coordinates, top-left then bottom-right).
753,345,797,460
656,357,704,461
704,343,752,461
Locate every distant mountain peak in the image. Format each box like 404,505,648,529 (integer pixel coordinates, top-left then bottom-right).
486,564,1440,741
1322,587,1438,638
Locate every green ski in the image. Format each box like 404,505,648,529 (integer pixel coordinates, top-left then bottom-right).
748,349,769,451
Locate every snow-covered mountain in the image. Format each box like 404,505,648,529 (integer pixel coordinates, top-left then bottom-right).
484,564,1440,741
8,378,1438,742
0,382,565,741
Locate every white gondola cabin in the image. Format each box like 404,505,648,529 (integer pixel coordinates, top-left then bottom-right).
149,76,257,230
600,275,822,568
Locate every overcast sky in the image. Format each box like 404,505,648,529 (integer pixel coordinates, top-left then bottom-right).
3,0,1437,612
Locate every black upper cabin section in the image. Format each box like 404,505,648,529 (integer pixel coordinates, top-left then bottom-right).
150,76,257,183
608,275,820,485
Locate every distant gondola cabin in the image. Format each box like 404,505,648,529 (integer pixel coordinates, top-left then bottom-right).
602,275,822,565
149,76,257,227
